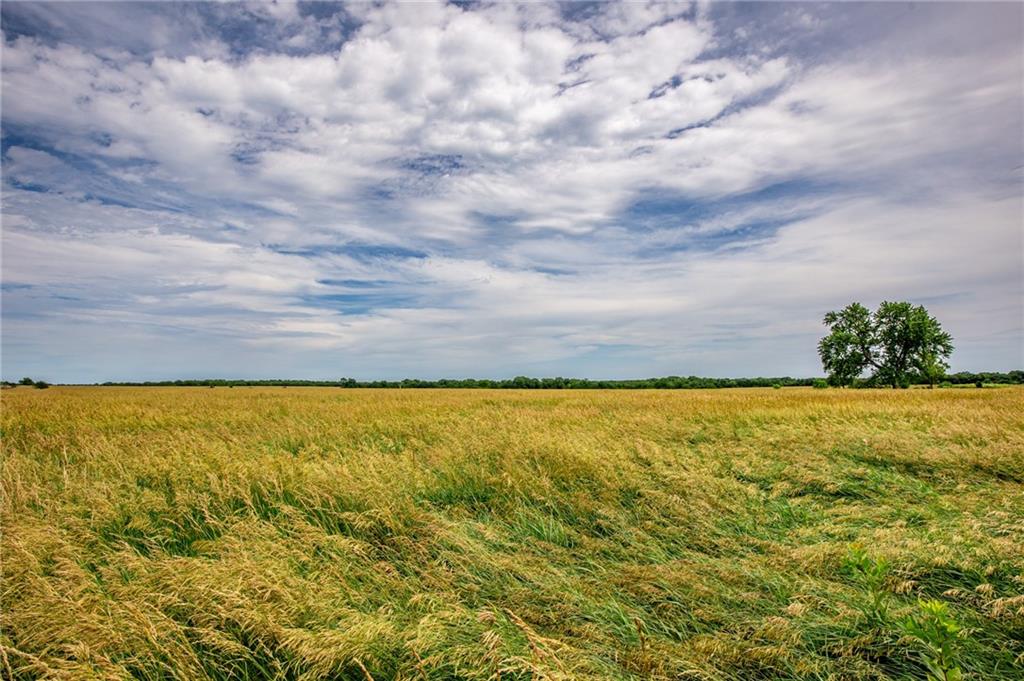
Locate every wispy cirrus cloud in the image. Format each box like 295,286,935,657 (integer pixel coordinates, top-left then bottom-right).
2,1,1021,382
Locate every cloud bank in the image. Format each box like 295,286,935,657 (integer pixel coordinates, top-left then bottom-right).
2,1,1021,382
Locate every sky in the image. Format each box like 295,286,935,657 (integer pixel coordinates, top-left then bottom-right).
1,1,1021,383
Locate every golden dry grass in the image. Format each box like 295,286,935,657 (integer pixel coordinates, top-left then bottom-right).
2,386,1022,679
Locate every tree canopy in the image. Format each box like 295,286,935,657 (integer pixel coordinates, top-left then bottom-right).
818,301,954,387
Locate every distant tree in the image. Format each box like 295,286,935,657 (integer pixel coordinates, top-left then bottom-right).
33,380,50,389
818,303,876,387
819,301,953,388
19,377,34,385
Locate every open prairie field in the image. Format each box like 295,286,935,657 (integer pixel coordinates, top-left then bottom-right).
2,387,1022,680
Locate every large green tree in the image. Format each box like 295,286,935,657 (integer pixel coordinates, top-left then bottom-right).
818,301,953,388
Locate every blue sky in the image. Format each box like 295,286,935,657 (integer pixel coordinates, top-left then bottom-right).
1,1,1021,383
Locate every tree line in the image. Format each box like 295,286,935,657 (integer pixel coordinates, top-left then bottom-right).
75,371,1020,389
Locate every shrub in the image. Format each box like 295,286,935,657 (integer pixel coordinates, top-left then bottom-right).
33,381,50,390
19,377,34,385
901,600,963,681
974,380,983,388
772,383,782,389
844,545,890,624
940,381,952,388
812,379,828,389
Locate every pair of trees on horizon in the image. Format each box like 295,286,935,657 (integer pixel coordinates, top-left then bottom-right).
14,377,49,389
818,301,954,388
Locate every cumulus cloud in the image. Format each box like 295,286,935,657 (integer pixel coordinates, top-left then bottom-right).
1,1,1021,381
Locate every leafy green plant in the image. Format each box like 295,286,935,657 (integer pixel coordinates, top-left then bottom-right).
900,600,963,681
812,379,828,389
844,545,891,624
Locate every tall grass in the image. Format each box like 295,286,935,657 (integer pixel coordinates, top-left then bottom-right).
2,387,1022,679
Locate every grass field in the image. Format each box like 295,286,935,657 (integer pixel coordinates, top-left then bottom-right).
2,387,1022,680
